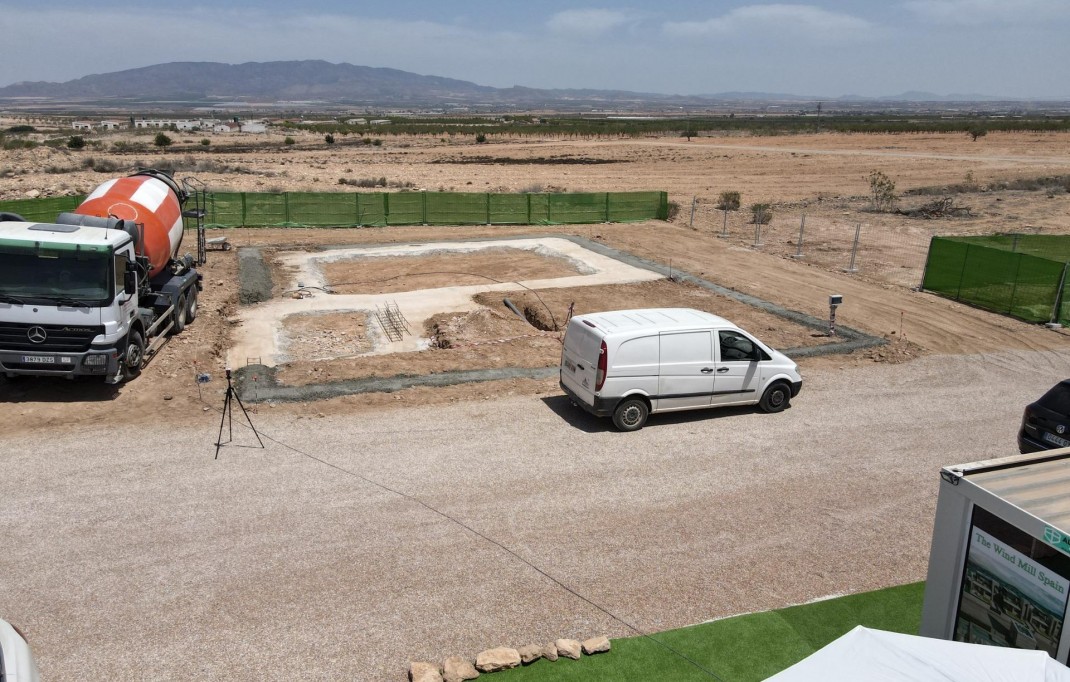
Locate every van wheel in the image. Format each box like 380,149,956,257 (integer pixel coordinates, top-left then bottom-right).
613,398,649,432
759,382,790,413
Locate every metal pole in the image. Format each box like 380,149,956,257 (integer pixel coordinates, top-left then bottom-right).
753,220,762,248
689,196,697,228
719,209,728,238
1050,262,1069,327
793,214,806,258
1012,234,1020,252
845,223,861,272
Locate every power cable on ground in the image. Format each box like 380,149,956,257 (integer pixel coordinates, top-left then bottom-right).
201,394,727,681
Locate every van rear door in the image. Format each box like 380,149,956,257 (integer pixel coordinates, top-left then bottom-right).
560,318,602,403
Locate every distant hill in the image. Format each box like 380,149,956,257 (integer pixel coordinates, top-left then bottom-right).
0,60,695,107
0,60,1050,108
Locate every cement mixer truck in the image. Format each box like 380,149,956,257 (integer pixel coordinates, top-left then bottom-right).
0,169,203,383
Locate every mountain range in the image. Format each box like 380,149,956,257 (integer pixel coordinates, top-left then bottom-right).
0,60,1035,107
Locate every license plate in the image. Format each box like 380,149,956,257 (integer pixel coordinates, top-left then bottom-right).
21,355,71,364
564,358,576,373
1043,431,1070,448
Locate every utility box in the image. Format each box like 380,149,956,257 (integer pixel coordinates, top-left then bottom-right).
921,450,1070,662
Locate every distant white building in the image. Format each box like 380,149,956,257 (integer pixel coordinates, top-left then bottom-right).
345,118,367,125
369,119,391,125
72,121,93,131
213,122,241,133
99,120,122,130
239,121,267,134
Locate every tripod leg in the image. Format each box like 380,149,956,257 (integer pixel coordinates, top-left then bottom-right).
232,392,265,449
215,388,231,459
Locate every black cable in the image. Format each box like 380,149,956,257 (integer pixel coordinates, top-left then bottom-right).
204,396,727,681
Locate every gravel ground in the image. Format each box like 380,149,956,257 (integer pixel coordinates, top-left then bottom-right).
3,348,1070,680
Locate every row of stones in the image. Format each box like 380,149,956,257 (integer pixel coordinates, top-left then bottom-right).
410,635,611,682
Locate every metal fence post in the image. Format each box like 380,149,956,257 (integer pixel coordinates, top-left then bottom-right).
719,209,728,238
689,196,697,228
793,214,806,258
845,223,861,272
753,220,763,247
1008,252,1024,316
1050,262,1070,327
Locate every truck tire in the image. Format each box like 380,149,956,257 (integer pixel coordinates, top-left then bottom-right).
185,287,198,322
121,330,145,382
759,382,791,413
171,293,188,334
612,397,649,432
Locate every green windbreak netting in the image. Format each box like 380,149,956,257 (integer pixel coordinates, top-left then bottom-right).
2,190,668,229
0,196,85,223
923,236,1069,324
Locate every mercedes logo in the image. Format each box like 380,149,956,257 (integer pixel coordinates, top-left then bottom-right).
1059,425,1066,435
27,326,47,344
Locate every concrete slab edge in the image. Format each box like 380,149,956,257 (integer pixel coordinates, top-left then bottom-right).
233,235,885,402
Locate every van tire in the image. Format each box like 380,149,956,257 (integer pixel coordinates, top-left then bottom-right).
613,398,649,432
759,382,791,413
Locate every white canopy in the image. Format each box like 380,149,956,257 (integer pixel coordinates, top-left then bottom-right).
765,626,1070,682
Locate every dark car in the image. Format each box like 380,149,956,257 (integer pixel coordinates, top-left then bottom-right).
1019,380,1070,453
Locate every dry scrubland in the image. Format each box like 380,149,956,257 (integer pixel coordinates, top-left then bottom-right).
1,129,1070,433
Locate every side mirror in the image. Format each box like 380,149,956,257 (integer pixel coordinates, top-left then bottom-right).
124,266,137,296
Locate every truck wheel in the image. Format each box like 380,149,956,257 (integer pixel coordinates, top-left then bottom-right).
612,398,649,432
759,382,790,413
185,287,198,322
171,294,188,334
121,330,145,382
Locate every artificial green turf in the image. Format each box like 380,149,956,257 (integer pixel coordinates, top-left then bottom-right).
493,582,925,682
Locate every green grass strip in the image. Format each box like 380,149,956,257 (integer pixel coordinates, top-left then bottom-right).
494,582,924,682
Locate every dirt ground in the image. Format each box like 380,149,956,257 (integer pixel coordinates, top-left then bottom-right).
2,131,1070,436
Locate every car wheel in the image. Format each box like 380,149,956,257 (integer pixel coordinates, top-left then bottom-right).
613,397,649,432
121,330,145,382
759,382,790,413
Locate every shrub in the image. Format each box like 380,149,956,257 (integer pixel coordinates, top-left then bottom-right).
667,201,680,221
371,138,382,147
154,132,173,147
716,191,741,211
7,125,35,134
867,170,897,212
475,133,487,144
284,136,295,145
82,157,123,172
968,127,987,142
67,135,86,150
750,203,773,225
200,138,210,146
324,133,335,144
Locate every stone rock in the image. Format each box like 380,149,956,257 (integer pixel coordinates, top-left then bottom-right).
543,643,559,662
582,636,611,655
475,647,521,673
517,644,543,665
554,639,582,660
24,189,40,198
409,661,442,682
442,655,479,682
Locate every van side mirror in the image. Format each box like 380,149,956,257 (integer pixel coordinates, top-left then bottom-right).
124,264,137,295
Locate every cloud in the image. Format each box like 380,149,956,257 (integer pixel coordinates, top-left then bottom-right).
664,4,872,41
546,8,640,36
902,0,1070,26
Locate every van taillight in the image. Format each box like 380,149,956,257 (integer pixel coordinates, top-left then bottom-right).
596,340,607,391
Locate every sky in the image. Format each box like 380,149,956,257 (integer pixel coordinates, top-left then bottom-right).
0,0,1067,98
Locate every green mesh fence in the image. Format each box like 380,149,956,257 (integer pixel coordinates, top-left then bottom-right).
0,196,85,223
923,236,1070,325
0,191,667,229
199,190,667,227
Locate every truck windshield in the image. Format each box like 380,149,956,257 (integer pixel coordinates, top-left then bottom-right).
0,246,111,304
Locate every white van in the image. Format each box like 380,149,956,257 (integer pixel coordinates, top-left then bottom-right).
0,618,40,681
559,308,802,431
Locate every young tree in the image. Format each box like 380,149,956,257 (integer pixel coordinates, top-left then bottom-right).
968,126,988,142
867,170,897,212
154,132,173,148
324,133,335,144
750,203,773,225
716,191,741,211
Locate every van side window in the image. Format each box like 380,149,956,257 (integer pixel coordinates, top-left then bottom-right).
719,330,760,361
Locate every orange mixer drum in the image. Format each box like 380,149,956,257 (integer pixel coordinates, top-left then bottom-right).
75,173,184,278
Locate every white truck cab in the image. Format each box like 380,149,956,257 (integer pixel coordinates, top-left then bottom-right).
559,308,802,431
